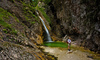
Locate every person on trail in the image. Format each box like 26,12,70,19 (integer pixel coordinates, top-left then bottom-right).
67,37,71,51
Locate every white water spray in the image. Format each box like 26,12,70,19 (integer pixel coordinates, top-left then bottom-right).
36,11,52,42
39,16,52,42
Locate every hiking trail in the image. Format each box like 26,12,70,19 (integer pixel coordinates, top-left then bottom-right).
40,42,94,60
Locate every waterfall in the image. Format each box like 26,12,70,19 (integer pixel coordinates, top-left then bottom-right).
39,16,52,42
36,11,52,42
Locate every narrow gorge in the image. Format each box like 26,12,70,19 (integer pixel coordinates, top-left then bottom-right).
0,0,100,60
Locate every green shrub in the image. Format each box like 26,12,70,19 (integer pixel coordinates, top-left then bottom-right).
37,7,51,24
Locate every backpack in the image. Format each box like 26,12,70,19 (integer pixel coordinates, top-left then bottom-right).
66,39,68,44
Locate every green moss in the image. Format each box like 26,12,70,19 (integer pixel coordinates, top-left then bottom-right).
43,42,68,48
0,8,18,35
22,1,36,12
37,7,51,24
31,0,39,7
10,29,18,35
39,0,51,4
22,1,38,22
11,38,14,41
31,21,35,24
0,19,17,35
3,29,8,33
24,15,29,21
13,14,20,22
33,14,40,23
0,20,12,30
0,8,11,29
0,9,9,20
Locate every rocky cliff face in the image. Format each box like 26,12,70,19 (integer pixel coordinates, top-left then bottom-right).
47,0,100,53
0,0,54,59
0,0,100,59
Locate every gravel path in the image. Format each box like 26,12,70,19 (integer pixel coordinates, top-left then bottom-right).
40,46,94,60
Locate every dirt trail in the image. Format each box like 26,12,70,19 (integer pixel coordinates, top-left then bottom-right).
40,44,94,60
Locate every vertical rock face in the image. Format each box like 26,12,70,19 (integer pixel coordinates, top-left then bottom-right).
0,0,50,59
47,0,100,53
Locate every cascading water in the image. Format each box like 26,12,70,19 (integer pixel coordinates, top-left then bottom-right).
39,16,52,42
36,11,53,42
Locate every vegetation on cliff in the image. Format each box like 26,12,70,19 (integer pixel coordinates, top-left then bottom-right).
0,0,55,59
0,0,100,60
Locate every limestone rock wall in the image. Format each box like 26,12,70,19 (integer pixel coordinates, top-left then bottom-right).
47,0,100,53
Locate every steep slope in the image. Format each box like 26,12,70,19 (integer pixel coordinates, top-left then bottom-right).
46,0,100,53
0,0,54,60
0,0,100,59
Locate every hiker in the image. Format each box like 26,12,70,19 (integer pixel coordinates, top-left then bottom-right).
67,37,71,51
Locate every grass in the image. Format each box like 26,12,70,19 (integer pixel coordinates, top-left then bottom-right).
43,41,68,48
39,0,51,4
0,20,17,35
32,0,38,7
36,0,51,24
0,8,18,35
0,20,12,30
36,6,51,24
22,0,50,24
10,29,18,35
22,1,40,23
3,29,8,33
31,21,35,24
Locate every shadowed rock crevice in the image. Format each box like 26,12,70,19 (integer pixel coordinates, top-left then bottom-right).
46,0,100,53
